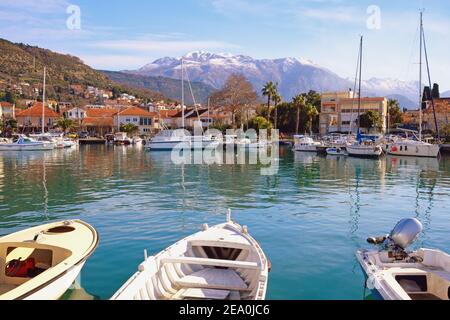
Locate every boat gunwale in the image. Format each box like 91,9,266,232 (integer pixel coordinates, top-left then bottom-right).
0,220,99,300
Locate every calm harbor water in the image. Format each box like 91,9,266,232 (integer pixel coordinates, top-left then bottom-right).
0,145,449,300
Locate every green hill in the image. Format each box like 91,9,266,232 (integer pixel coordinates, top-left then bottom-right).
0,38,165,102
100,70,215,105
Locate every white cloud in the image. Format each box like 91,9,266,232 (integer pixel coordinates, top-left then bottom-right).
0,0,69,13
80,54,152,70
90,39,240,52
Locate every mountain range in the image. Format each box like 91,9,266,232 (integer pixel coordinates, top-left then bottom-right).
124,51,434,109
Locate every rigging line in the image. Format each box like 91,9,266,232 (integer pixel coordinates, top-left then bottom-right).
401,20,421,85
349,36,362,134
421,25,441,140
183,66,204,133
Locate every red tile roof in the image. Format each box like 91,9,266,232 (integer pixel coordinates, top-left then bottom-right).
16,103,60,117
82,117,114,127
85,109,118,118
117,107,154,117
0,102,13,108
158,110,180,118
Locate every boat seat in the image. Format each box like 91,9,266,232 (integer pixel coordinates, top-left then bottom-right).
177,268,249,291
161,257,259,270
173,288,231,300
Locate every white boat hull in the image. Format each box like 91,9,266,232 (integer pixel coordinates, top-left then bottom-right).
356,248,450,300
387,143,440,158
294,145,318,152
24,262,85,300
146,140,191,151
112,219,269,301
347,145,382,158
0,144,54,151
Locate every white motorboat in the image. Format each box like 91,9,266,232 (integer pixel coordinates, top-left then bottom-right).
114,132,133,145
111,210,269,300
293,135,322,152
132,136,143,145
0,220,99,300
0,136,54,151
326,147,346,156
356,218,449,301
347,140,383,159
30,133,61,149
146,130,191,151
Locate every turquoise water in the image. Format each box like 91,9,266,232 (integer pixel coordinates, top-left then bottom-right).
0,145,449,300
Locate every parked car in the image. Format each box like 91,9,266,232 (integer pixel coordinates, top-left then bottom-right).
78,132,89,139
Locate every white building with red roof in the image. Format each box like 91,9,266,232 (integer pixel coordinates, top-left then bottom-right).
114,107,156,134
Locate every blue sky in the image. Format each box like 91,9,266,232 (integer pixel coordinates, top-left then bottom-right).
1,0,449,90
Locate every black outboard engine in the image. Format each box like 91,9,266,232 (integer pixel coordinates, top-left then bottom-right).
367,218,423,261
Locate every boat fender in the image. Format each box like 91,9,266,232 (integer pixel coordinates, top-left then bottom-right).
202,224,209,231
242,226,248,234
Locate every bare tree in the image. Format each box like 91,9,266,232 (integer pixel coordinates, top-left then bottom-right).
209,73,258,128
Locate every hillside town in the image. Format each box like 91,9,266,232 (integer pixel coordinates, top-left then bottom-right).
1,78,449,142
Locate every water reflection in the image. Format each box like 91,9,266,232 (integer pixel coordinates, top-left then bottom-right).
0,146,449,299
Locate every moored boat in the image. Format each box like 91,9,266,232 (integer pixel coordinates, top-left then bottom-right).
111,210,269,300
347,141,383,159
114,132,133,145
0,220,99,300
356,218,449,300
326,147,346,156
293,135,322,152
0,136,54,151
146,130,191,151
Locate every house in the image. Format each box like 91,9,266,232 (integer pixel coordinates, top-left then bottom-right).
114,107,155,135
81,109,117,136
171,108,209,129
404,98,450,133
319,91,388,135
16,103,60,132
65,107,87,124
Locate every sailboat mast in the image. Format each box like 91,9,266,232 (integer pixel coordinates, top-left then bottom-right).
181,58,185,129
419,11,423,142
42,67,46,134
357,36,363,131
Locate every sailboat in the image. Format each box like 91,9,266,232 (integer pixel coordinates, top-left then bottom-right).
146,59,192,151
346,36,383,159
387,13,440,158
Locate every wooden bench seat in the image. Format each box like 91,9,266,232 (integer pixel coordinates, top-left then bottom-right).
161,257,259,270
176,268,249,291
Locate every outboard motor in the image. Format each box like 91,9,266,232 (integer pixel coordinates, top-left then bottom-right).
367,218,423,261
389,218,423,250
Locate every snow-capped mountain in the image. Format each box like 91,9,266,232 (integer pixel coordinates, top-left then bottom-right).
128,51,351,100
442,90,450,98
126,51,428,107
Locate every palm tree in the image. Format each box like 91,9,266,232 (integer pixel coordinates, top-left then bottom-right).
262,81,277,123
56,117,75,133
293,94,306,134
272,93,282,130
304,104,319,135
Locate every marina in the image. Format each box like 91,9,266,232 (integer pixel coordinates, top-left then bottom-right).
0,0,449,304
0,144,448,300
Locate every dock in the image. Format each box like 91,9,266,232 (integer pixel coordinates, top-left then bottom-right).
78,138,106,145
